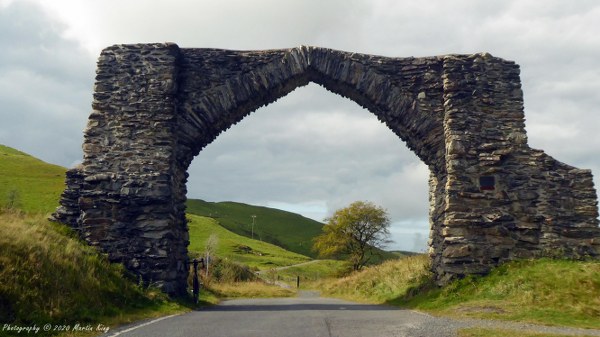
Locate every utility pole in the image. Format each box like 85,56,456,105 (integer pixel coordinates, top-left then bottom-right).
251,215,256,240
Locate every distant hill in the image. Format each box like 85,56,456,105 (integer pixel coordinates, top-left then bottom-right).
389,250,420,257
186,199,324,258
187,214,310,269
186,199,402,262
0,145,65,213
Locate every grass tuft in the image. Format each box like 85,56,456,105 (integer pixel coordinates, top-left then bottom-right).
313,254,431,303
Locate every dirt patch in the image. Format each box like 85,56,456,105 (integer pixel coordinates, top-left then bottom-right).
455,305,507,314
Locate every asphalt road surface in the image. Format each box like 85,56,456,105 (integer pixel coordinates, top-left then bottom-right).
103,296,457,337
102,293,600,337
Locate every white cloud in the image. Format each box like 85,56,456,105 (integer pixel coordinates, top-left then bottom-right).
29,0,371,56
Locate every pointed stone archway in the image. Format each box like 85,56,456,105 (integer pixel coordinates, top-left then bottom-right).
53,43,599,295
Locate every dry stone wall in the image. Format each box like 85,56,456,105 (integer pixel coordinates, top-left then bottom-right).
52,43,600,295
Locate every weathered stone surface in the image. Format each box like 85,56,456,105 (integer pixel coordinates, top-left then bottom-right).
52,44,600,294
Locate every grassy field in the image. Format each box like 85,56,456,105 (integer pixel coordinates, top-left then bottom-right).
275,260,348,280
313,255,600,329
187,214,311,270
0,145,65,213
259,259,350,287
186,199,324,258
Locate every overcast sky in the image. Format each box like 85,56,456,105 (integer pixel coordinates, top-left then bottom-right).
1,0,599,251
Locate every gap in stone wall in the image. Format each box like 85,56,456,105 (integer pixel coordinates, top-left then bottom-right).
187,83,430,252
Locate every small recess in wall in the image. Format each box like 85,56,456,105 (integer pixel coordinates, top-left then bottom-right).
480,176,495,191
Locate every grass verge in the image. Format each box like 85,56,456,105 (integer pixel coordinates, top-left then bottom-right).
311,254,600,329
457,327,597,337
404,259,600,329
0,209,197,336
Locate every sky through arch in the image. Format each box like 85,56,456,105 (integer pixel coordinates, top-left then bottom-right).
187,83,430,252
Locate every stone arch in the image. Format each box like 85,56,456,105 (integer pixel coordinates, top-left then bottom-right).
53,43,600,295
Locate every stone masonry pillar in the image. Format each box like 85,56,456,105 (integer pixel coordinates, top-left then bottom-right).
57,43,189,295
436,53,599,283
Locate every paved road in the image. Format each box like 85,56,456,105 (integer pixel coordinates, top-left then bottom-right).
103,294,600,337
103,296,457,337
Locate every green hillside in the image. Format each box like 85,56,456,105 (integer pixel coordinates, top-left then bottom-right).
0,145,65,213
187,214,310,269
186,199,325,258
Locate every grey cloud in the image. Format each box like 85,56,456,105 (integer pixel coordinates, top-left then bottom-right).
187,84,430,236
0,1,93,166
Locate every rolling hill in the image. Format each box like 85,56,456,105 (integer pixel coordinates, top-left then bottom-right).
187,213,311,269
0,144,65,213
186,199,325,258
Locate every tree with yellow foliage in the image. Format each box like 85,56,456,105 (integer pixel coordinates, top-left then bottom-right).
313,201,392,271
